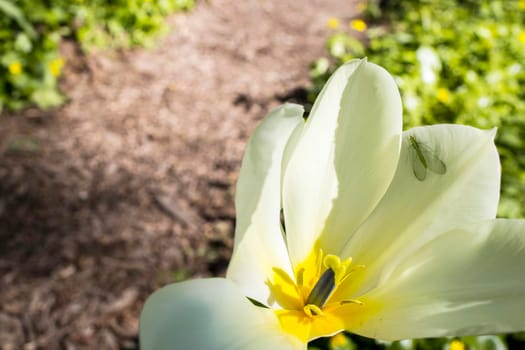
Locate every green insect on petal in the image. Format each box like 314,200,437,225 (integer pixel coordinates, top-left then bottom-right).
409,135,447,181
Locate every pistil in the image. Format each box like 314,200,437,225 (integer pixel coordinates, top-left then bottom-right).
305,267,336,308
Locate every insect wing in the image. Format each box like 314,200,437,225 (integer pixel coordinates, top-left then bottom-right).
419,144,447,175
424,147,447,175
408,135,447,181
410,145,428,181
415,141,447,176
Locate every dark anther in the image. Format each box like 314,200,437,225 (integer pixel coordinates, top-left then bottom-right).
305,268,335,308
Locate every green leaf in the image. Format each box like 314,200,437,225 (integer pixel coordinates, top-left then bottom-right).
0,0,37,38
14,33,32,53
31,88,65,109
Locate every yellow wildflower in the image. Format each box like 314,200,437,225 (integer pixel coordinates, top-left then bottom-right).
327,17,340,30
330,332,349,347
519,31,525,44
449,339,466,350
437,88,450,104
8,61,22,75
519,0,525,10
48,57,64,77
350,19,367,32
356,2,366,12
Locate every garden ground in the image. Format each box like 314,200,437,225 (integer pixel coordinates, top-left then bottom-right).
0,1,359,348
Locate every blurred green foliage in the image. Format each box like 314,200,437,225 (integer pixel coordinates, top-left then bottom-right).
310,0,525,219
0,0,194,111
310,333,510,350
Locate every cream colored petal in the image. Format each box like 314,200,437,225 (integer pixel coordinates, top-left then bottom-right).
283,59,402,265
140,278,305,350
340,125,500,296
227,104,304,306
352,219,525,341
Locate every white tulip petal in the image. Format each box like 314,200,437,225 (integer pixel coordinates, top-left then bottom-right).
343,125,500,294
283,59,402,265
353,219,525,340
227,104,304,306
140,278,304,350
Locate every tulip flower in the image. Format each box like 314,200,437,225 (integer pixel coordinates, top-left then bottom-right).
140,59,525,349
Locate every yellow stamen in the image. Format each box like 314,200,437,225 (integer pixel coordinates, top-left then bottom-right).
304,304,324,317
340,299,364,306
324,254,353,285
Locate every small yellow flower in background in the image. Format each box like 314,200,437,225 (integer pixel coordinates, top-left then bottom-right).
449,339,466,350
518,31,525,44
356,2,366,12
48,57,64,77
437,87,450,104
350,19,367,32
8,61,22,75
519,0,525,10
329,332,349,348
327,17,340,30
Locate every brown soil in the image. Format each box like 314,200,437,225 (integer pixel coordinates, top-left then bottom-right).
0,1,360,349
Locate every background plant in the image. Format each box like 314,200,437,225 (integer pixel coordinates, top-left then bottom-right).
0,0,194,111
311,0,525,220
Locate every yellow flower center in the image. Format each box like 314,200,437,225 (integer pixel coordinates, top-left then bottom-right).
268,247,366,342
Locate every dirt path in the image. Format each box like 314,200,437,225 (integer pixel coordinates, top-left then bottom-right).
0,1,359,348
